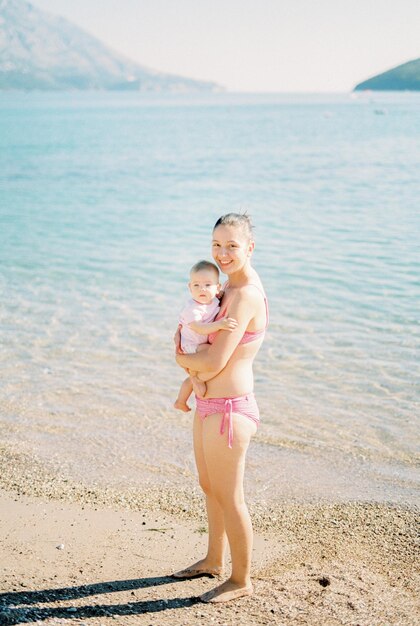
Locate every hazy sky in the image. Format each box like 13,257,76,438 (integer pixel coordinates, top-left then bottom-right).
31,0,420,92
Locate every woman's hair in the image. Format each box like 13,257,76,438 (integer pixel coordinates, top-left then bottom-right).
213,212,254,241
190,260,220,277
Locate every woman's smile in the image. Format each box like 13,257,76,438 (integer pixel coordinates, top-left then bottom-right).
212,224,254,276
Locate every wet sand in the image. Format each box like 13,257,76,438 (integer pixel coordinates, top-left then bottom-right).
0,442,419,625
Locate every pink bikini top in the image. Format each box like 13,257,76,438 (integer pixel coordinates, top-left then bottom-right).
207,284,269,345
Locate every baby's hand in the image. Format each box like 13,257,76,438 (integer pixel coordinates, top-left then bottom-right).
217,317,238,331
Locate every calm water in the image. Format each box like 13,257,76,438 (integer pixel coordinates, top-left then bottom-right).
0,92,419,504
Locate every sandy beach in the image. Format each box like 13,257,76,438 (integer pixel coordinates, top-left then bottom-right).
0,442,418,626
2,86,420,624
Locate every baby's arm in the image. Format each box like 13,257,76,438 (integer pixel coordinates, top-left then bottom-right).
178,318,238,384
188,317,238,335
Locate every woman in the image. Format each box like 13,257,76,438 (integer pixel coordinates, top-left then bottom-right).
173,213,268,603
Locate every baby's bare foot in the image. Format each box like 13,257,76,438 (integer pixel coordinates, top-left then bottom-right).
172,558,224,579
173,400,191,412
191,377,206,399
200,579,253,603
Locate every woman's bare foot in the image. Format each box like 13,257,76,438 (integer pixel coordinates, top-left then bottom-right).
200,579,253,603
172,558,224,579
191,376,207,399
173,400,191,412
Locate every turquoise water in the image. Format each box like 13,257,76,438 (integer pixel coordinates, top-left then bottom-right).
0,92,419,503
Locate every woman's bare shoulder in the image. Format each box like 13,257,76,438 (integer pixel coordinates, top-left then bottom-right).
223,273,265,307
227,283,264,313
238,281,265,300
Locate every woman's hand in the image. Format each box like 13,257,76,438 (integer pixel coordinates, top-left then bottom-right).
174,325,184,355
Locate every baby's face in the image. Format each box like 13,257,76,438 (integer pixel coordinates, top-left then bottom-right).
189,269,220,304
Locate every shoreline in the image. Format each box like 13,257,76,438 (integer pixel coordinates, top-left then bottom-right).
0,443,419,625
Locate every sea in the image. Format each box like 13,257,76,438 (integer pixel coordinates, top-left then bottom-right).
0,91,419,505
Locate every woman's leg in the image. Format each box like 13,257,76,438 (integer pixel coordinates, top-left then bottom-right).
172,411,227,578
200,412,257,603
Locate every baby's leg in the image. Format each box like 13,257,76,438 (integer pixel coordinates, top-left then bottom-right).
174,377,193,412
190,374,207,399
193,346,221,385
190,344,209,399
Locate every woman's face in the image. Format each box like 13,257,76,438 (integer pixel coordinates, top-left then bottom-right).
212,224,254,275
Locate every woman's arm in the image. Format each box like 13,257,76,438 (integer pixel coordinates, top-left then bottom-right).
175,289,256,373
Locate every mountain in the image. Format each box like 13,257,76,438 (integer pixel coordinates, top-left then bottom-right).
0,0,220,92
354,58,420,91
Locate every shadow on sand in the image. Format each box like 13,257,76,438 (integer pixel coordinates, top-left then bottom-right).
0,576,200,624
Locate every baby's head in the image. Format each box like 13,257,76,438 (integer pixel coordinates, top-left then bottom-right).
189,260,221,304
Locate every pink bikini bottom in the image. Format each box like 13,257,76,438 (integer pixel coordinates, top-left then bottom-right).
195,393,260,449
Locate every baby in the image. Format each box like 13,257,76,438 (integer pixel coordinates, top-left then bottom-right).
174,260,238,412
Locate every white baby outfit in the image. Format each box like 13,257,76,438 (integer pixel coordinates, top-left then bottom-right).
179,297,220,354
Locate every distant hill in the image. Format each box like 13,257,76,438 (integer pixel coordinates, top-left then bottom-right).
0,0,220,92
354,58,420,91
